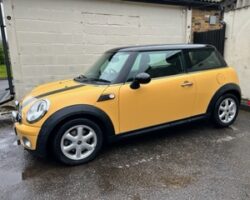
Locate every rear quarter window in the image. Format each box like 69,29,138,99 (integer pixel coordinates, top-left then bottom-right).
184,48,227,72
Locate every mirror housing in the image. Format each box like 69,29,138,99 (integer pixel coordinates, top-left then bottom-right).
130,72,151,89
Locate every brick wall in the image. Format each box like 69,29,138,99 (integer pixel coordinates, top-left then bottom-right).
3,0,189,99
192,9,223,32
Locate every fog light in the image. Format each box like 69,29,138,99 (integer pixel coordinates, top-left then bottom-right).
22,137,31,149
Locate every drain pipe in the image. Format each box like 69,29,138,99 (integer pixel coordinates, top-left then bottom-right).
0,2,15,105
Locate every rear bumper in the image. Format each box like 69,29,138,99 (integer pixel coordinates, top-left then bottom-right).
241,99,250,111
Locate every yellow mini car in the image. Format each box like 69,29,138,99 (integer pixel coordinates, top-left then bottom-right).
13,44,241,165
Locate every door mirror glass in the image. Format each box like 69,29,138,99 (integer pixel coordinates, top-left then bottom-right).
130,72,151,89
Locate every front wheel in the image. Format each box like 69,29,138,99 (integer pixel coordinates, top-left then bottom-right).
53,118,103,165
212,94,239,128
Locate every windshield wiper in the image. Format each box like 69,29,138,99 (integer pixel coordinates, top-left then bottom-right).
74,74,88,82
75,74,87,79
88,78,111,83
74,75,110,83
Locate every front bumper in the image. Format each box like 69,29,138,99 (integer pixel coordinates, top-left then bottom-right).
15,122,41,150
13,102,47,157
13,102,40,150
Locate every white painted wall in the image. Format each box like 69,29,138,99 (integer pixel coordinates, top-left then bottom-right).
224,7,250,99
3,0,189,99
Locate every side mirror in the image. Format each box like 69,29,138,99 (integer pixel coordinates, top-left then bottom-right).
130,72,151,89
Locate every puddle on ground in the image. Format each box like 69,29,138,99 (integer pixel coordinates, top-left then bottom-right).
216,136,235,143
0,135,18,150
229,125,239,131
161,175,195,188
0,171,22,187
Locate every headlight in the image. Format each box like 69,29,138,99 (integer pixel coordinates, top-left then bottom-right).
26,99,50,123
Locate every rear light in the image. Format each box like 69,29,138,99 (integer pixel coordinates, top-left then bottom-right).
247,101,250,106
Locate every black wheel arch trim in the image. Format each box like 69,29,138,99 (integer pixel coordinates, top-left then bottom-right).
36,104,115,157
206,83,241,115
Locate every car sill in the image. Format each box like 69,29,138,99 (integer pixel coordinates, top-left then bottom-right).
109,114,209,142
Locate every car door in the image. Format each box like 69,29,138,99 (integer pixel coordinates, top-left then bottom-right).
119,50,196,133
183,48,229,115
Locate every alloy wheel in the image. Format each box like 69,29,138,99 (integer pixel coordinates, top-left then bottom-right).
60,125,97,160
218,97,237,124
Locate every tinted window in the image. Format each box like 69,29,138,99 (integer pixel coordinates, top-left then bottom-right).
127,50,184,81
184,48,226,72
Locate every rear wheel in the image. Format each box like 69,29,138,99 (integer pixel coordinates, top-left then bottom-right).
212,94,239,127
53,118,103,165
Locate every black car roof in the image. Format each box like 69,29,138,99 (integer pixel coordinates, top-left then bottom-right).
107,44,214,52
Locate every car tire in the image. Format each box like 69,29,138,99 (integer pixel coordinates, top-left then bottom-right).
212,93,239,128
53,118,103,165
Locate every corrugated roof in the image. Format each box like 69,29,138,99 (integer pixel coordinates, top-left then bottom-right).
200,0,223,2
125,0,223,9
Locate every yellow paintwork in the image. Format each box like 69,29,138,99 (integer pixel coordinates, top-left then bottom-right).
189,67,239,115
15,66,239,150
95,84,121,133
119,73,196,132
16,79,109,150
15,122,40,150
20,80,108,128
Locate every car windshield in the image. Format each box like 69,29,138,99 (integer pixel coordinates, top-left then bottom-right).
75,51,130,83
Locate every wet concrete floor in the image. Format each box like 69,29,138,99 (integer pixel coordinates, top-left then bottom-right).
0,111,250,200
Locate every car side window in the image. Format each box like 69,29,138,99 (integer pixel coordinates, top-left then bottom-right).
184,48,226,72
127,50,184,81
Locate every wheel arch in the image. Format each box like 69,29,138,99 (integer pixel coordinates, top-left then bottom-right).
206,83,241,115
36,104,115,157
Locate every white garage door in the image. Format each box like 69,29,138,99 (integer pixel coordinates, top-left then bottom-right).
4,0,188,98
224,8,250,99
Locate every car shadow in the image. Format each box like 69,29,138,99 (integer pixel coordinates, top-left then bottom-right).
104,118,214,152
